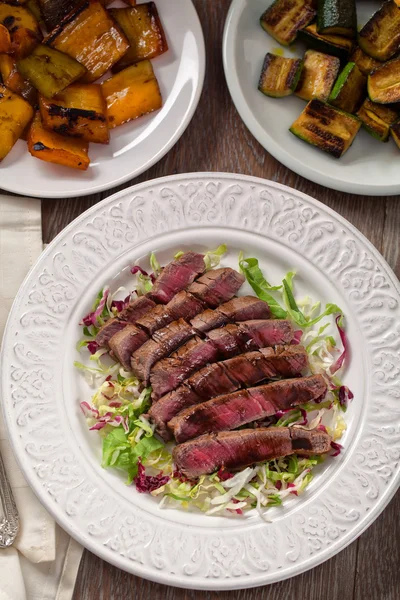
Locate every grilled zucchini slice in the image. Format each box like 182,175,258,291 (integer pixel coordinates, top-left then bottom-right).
44,1,130,82
0,83,34,161
317,0,357,38
390,119,400,148
101,61,162,129
110,3,168,72
28,111,90,170
298,23,354,61
295,49,340,101
258,53,303,98
358,1,400,62
350,47,382,76
289,98,361,158
260,0,316,46
17,44,87,98
39,84,109,144
368,57,400,104
328,62,366,113
356,98,399,141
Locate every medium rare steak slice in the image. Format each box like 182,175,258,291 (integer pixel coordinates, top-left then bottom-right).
137,291,205,336
108,324,149,370
118,296,156,323
170,374,327,443
148,252,205,304
149,346,309,439
188,268,245,308
96,319,129,348
150,319,294,399
173,427,332,478
130,319,193,382
95,296,155,348
191,296,270,333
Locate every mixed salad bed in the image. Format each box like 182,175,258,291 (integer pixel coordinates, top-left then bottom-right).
75,246,352,517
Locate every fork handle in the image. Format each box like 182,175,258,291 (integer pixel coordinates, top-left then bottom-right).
0,449,19,548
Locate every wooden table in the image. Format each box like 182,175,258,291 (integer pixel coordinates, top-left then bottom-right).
10,0,399,597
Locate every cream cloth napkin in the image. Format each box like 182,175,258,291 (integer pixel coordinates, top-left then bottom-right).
0,195,83,600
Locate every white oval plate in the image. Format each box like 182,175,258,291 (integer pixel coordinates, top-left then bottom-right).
1,173,399,589
0,1,205,199
223,1,400,196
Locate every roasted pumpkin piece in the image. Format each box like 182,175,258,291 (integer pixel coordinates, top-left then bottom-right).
45,1,130,83
39,84,109,144
350,47,382,77
356,98,399,141
101,60,162,128
38,0,81,31
295,50,340,101
0,3,41,57
260,0,316,46
28,111,90,170
358,1,400,62
328,62,366,113
0,54,37,104
17,44,87,98
110,3,168,71
258,53,303,98
368,57,400,104
124,0,137,5
0,83,34,161
290,99,361,158
0,24,11,53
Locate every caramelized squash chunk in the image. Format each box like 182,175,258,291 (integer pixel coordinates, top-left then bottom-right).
17,44,87,98
350,47,382,77
0,83,34,161
101,60,162,128
39,84,109,144
0,4,41,58
45,1,130,82
28,111,90,170
357,98,399,141
110,2,168,72
260,0,316,46
0,54,37,104
368,57,400,104
0,24,11,53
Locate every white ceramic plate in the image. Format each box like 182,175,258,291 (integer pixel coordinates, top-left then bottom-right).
0,1,205,199
1,173,399,589
223,1,400,196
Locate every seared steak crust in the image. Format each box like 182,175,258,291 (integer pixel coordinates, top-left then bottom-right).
149,252,205,304
173,427,332,477
170,374,327,443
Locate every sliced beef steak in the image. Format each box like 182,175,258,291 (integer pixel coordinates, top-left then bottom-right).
95,296,155,348
188,268,245,308
170,374,327,443
136,291,205,336
173,427,332,478
96,319,129,348
108,325,149,370
150,319,294,399
130,319,193,382
191,296,270,333
118,296,156,323
148,252,205,304
149,346,308,439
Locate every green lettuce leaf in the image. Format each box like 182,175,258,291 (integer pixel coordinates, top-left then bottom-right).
239,257,287,318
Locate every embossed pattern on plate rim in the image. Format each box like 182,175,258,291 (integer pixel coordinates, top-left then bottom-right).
1,173,399,590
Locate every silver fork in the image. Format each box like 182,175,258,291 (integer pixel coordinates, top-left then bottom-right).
0,448,19,548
